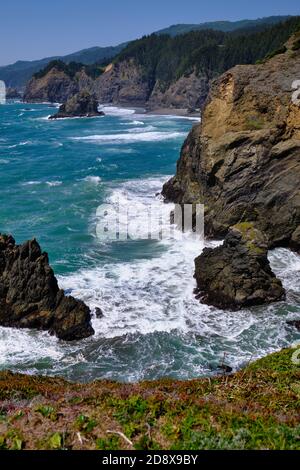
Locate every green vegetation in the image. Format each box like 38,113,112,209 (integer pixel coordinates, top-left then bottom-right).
115,17,300,90
33,60,105,80
156,16,292,37
292,38,300,51
0,348,299,449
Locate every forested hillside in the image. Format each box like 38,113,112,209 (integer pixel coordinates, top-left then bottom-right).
116,17,300,90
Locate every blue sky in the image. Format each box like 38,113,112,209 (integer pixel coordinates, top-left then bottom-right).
1,0,299,65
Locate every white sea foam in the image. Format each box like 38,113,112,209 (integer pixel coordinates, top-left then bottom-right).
82,176,102,184
57,177,300,377
46,181,62,187
72,131,185,144
98,105,136,116
22,180,42,186
8,140,31,148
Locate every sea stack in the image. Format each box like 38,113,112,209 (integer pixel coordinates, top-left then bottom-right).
0,234,94,341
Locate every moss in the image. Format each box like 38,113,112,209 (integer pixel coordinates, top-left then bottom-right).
265,46,287,61
292,38,300,51
245,116,265,130
233,222,266,254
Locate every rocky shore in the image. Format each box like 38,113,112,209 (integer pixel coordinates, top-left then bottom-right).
0,234,94,341
163,32,300,309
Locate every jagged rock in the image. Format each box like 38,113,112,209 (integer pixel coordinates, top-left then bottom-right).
194,223,286,310
0,234,94,341
94,60,150,106
163,34,300,252
95,307,104,318
49,90,104,119
287,320,300,331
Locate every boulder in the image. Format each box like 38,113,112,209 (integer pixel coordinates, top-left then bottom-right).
287,320,300,331
194,223,286,310
0,234,94,341
49,90,104,119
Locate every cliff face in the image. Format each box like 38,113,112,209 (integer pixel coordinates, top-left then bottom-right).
23,60,208,110
23,67,94,103
93,60,151,106
93,62,208,110
147,71,209,111
163,35,300,251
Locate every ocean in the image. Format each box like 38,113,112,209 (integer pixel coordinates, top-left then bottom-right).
0,101,299,382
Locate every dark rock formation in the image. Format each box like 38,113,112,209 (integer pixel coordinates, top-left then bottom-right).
287,320,300,331
0,234,94,341
163,34,300,252
194,223,286,310
6,88,22,99
49,90,104,119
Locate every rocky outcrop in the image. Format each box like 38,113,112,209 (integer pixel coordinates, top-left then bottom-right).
287,320,300,331
93,62,208,111
147,71,208,111
49,90,104,119
194,223,286,309
23,66,94,103
93,60,151,106
6,88,22,99
0,234,94,341
23,59,210,111
163,34,300,252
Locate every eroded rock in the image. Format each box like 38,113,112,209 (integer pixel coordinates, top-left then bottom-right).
194,223,286,309
163,34,300,252
0,234,94,340
49,90,104,119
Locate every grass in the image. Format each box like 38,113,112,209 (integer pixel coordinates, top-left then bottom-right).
0,348,299,450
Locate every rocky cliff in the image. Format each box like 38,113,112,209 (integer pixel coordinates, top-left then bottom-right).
24,66,94,103
163,34,300,252
93,60,151,106
23,59,207,111
0,234,94,340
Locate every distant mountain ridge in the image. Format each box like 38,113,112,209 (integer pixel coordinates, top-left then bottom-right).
0,15,293,89
156,15,291,36
0,43,127,89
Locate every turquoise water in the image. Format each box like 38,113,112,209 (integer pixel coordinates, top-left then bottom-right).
0,101,299,382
